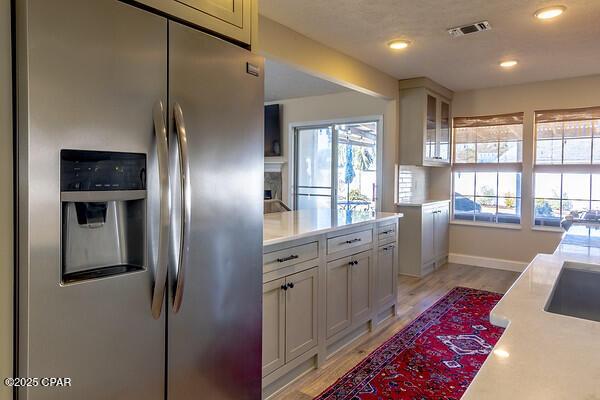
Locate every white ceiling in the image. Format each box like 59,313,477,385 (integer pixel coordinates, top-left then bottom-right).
264,59,350,102
259,0,600,91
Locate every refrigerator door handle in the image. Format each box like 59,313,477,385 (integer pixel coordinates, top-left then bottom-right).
172,102,191,313
151,100,170,319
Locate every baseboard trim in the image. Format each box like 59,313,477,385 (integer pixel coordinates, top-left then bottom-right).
448,253,529,272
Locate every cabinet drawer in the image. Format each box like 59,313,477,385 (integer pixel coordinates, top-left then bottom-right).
327,229,372,255
264,242,318,273
378,223,396,242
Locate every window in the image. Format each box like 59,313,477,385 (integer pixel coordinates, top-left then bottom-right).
534,107,600,227
452,113,523,224
293,120,380,217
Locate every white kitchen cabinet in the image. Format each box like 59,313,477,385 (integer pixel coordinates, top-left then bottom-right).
422,203,449,266
439,101,451,163
350,252,372,323
262,267,318,377
421,206,436,265
261,217,400,396
398,201,450,277
376,243,396,307
434,204,449,261
325,258,351,338
284,267,318,363
262,278,285,377
399,87,451,166
326,250,372,339
136,0,255,46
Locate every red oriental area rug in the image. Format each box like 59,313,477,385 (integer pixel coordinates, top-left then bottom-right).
315,287,504,400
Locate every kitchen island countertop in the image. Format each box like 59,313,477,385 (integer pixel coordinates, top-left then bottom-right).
463,224,600,399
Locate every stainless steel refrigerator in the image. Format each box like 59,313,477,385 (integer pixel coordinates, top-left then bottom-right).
15,0,264,399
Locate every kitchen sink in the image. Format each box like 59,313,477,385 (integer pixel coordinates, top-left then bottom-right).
545,261,600,323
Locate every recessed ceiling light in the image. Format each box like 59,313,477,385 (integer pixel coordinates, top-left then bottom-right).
534,5,566,20
500,60,518,68
493,349,510,358
387,39,410,50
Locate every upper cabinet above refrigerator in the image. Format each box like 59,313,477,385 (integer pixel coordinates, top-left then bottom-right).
399,85,452,167
136,0,255,46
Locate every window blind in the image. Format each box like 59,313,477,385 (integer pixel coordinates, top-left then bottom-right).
454,124,523,144
536,106,600,123
454,112,524,128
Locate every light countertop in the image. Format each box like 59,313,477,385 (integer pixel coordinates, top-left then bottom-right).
263,208,403,247
554,223,600,257
463,224,600,399
395,199,450,207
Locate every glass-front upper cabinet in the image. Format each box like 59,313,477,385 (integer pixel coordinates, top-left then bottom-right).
426,95,437,161
438,101,450,162
399,87,452,166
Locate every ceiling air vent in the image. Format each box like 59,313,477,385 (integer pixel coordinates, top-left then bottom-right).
448,21,492,38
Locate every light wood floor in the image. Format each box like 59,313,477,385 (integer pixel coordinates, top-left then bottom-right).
271,263,520,400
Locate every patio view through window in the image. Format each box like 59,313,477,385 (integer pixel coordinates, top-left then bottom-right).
534,107,600,227
294,121,378,218
452,113,523,224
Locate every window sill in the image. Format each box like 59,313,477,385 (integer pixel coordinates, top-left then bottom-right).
531,226,563,233
450,220,522,230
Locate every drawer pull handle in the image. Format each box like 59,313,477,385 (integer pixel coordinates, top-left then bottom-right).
286,282,295,289
348,260,358,266
344,238,362,244
276,254,299,263
381,230,394,234
281,284,288,291
383,245,395,251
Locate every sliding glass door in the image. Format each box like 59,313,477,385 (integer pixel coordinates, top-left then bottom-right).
294,126,334,209
336,122,378,215
294,121,379,215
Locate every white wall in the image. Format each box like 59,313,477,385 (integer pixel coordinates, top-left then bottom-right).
257,16,398,100
1,0,13,397
271,91,398,212
449,74,600,263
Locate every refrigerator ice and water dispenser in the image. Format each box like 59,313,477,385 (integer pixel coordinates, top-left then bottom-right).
60,150,147,283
